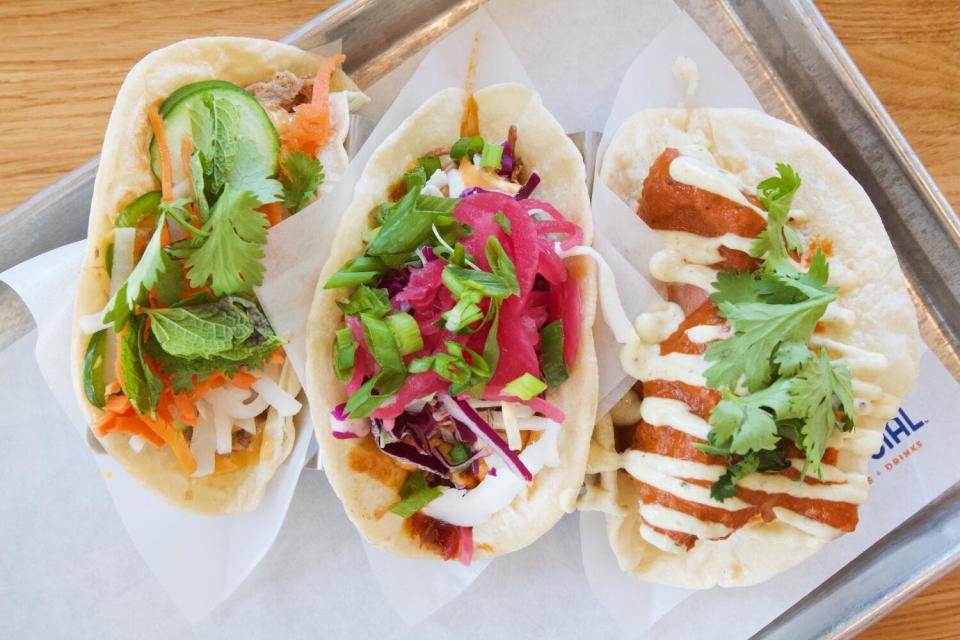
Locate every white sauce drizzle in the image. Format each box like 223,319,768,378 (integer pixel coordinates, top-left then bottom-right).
685,324,732,344
640,397,711,440
668,153,766,218
422,420,561,527
658,230,754,265
640,503,733,540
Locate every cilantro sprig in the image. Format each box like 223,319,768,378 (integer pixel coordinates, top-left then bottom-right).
697,164,856,499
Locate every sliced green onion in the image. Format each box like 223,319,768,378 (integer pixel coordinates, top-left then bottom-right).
333,327,357,381
417,156,441,177
386,312,424,356
344,369,407,418
494,211,511,235
325,256,386,289
390,471,442,518
114,190,161,228
503,372,547,401
480,142,503,170
539,320,568,387
450,135,484,161
360,313,404,372
405,166,427,190
83,329,107,408
448,442,470,464
337,285,392,317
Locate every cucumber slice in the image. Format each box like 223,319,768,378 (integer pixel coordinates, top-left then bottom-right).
114,190,161,228
83,329,107,408
149,81,279,187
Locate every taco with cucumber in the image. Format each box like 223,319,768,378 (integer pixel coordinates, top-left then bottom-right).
584,108,921,587
71,37,367,514
305,84,598,562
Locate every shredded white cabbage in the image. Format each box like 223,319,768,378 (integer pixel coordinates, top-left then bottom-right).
191,401,217,478
501,401,522,451
252,377,301,417
128,435,146,454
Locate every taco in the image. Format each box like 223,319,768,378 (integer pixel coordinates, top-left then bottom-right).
305,83,598,562
585,108,920,587
71,37,366,514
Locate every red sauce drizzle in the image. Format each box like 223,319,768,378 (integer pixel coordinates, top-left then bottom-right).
406,512,466,561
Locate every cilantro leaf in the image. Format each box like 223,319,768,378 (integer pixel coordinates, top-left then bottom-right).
708,379,793,455
749,162,801,274
103,213,173,330
710,449,790,501
773,340,813,377
280,150,324,214
705,288,834,392
182,187,268,296
228,139,283,206
787,349,855,473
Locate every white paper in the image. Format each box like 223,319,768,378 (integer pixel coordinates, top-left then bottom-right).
578,9,960,640
0,244,317,624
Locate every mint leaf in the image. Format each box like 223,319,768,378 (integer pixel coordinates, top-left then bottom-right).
183,187,268,295
119,315,162,416
145,298,254,358
280,150,324,213
191,94,240,195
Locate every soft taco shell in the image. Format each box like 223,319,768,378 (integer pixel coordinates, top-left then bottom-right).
591,108,921,587
305,83,598,559
70,37,359,515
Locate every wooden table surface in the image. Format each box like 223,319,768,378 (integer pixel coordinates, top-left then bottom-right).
0,1,957,637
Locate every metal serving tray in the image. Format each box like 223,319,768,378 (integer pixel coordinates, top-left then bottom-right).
1,1,958,637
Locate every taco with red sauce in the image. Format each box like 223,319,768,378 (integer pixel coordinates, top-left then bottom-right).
584,108,920,587
305,84,598,562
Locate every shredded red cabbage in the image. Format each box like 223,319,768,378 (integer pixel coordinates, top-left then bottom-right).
514,172,540,200
442,395,532,482
497,139,513,177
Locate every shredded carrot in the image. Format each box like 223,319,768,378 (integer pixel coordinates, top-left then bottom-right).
95,413,165,447
140,412,197,476
231,371,257,389
190,373,228,402
281,54,346,158
181,138,193,185
105,381,121,395
173,392,198,427
147,106,173,201
259,202,284,227
269,348,285,365
104,394,131,414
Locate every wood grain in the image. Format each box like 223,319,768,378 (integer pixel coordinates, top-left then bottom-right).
0,1,958,638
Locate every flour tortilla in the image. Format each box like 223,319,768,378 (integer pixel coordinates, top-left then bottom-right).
305,84,598,559
593,108,921,587
70,37,360,515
